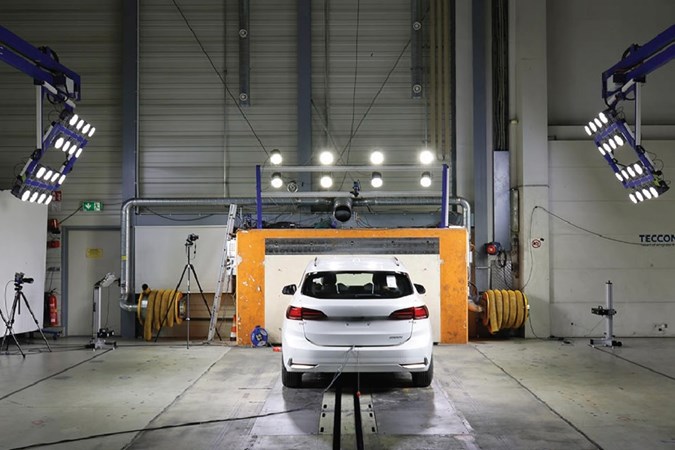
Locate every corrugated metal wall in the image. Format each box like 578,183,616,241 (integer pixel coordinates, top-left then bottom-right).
0,1,123,316
140,0,297,197
0,2,123,225
311,0,429,192
139,0,431,198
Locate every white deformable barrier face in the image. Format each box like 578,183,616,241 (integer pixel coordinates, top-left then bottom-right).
0,191,47,334
265,254,441,344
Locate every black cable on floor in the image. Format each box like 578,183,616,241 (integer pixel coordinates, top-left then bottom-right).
10,406,313,450
0,348,113,402
474,345,604,450
593,346,675,382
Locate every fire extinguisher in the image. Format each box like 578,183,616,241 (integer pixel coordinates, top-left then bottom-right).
47,291,58,326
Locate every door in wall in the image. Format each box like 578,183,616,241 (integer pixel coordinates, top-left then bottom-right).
66,229,120,336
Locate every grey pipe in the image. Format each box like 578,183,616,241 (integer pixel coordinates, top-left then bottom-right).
119,196,471,311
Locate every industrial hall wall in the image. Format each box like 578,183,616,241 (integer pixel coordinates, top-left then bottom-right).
0,1,124,308
545,0,675,337
139,0,430,197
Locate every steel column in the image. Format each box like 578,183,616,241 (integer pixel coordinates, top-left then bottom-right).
472,0,489,292
238,0,250,106
121,0,139,337
297,0,312,189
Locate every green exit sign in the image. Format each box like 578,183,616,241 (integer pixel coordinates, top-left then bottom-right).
82,201,103,212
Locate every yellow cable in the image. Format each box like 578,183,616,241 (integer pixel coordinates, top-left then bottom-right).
486,290,498,334
152,289,164,331
162,289,176,328
505,290,516,328
500,289,510,329
136,291,145,325
515,290,525,328
493,290,503,331
510,290,518,327
523,292,529,322
143,290,157,341
174,291,184,325
480,292,490,327
158,289,172,330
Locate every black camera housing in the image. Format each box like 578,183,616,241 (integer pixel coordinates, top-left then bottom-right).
14,272,34,285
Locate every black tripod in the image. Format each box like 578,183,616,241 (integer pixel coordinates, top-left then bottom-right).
155,234,222,348
1,273,52,358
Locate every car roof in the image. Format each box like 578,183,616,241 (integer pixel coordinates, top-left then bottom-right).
305,256,407,273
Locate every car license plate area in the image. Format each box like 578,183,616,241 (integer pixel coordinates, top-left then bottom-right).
304,320,412,346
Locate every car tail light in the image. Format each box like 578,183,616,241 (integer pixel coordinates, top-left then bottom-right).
388,305,429,320
286,306,327,320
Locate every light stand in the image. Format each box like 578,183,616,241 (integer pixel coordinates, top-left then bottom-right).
155,234,222,348
88,272,118,350
590,280,622,348
1,273,52,358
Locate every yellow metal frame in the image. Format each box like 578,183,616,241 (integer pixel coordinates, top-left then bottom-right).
236,228,468,345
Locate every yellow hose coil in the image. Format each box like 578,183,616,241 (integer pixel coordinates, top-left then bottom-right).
479,289,529,334
174,291,183,325
166,289,176,328
143,290,158,341
135,288,184,341
494,290,503,330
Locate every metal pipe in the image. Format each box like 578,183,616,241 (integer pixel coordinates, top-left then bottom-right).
442,0,451,162
35,86,42,149
429,0,438,155
238,0,250,105
119,196,472,310
256,164,262,228
259,164,444,173
441,164,449,227
606,280,613,341
635,83,641,146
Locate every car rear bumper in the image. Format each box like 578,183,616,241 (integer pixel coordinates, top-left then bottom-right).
282,322,433,373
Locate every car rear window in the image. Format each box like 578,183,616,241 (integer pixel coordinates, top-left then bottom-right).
301,271,413,299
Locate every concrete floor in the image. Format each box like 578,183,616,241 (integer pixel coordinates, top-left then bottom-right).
0,337,674,450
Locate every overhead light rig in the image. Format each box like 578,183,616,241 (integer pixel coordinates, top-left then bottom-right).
0,25,93,204
586,24,674,204
255,148,451,228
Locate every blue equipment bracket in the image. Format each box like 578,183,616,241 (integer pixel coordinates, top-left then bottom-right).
602,24,674,107
0,25,81,101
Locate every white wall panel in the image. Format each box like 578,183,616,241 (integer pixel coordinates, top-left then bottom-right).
549,140,675,337
264,254,441,343
135,226,228,292
0,192,47,334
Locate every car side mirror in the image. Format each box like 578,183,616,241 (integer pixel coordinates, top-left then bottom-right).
414,284,426,294
282,284,297,295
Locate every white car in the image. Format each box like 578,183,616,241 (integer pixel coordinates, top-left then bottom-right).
280,256,433,388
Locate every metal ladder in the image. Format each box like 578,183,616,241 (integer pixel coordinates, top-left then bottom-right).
206,204,237,342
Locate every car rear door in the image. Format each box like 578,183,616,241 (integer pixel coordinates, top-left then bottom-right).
299,271,417,347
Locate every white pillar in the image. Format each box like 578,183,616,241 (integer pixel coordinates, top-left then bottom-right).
512,0,550,337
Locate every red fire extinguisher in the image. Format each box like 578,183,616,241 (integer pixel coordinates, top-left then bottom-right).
47,291,58,326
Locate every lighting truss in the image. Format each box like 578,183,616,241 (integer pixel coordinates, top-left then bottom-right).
586,24,675,204
11,109,94,204
585,108,668,204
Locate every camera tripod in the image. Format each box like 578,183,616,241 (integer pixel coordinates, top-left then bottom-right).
155,235,222,348
1,276,52,358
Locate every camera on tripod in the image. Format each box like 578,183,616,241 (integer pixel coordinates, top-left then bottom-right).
186,233,199,245
14,272,34,286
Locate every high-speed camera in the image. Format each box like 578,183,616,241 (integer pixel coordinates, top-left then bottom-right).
14,272,34,284
187,233,199,242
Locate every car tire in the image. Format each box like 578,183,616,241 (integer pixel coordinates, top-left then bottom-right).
411,358,433,387
281,358,302,388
